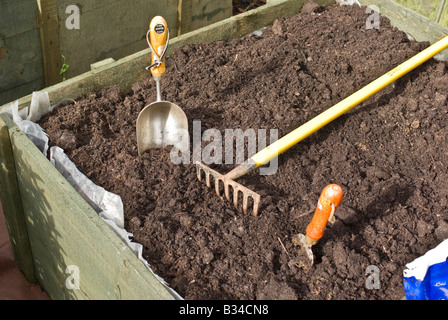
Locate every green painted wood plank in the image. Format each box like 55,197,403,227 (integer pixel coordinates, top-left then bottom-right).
438,0,448,27
392,0,448,27
178,0,232,35
37,0,63,87
56,0,180,79
0,1,44,105
0,114,36,283
0,79,45,107
6,119,176,300
57,0,124,13
0,29,45,92
360,0,448,45
0,0,40,38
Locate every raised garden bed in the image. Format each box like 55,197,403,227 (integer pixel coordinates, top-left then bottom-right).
36,3,448,300
1,0,448,300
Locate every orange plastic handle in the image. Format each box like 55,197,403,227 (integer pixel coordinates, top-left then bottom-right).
306,184,343,242
149,16,168,77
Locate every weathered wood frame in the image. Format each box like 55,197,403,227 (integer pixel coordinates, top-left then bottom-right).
36,0,233,86
0,0,447,300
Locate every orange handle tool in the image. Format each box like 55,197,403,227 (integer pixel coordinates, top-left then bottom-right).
147,16,168,77
305,184,343,245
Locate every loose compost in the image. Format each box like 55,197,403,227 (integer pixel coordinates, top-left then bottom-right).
38,3,448,300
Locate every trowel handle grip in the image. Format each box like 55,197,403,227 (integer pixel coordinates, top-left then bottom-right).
148,16,168,77
306,184,343,243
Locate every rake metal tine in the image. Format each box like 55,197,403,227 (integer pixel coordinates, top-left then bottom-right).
196,166,202,181
233,188,239,210
253,197,260,216
205,171,211,187
243,194,248,215
224,181,230,201
215,178,220,196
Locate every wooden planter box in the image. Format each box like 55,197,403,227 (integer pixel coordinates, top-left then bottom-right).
1,0,447,300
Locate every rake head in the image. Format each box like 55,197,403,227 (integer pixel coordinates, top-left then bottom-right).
196,162,261,216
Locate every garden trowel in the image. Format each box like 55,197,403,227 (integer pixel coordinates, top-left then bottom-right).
136,16,188,156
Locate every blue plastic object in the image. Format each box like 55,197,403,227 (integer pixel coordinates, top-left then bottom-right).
403,257,448,300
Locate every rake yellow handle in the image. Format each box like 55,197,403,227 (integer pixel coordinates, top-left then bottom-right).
250,35,448,168
149,16,168,77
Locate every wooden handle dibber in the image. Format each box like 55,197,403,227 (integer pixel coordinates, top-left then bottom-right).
305,184,343,245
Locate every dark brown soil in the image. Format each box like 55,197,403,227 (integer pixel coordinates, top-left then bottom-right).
233,0,266,15
38,3,448,300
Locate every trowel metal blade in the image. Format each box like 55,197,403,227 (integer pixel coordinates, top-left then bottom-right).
297,233,314,265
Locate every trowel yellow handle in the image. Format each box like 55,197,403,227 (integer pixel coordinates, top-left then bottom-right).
250,35,448,167
148,16,168,77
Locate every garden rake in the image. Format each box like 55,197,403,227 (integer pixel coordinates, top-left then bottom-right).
196,35,448,216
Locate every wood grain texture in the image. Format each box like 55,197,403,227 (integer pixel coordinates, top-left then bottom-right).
0,114,36,283
361,0,448,44
2,115,176,299
37,0,63,86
